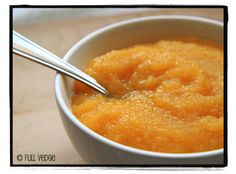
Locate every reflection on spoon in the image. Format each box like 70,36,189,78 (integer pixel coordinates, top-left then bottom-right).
12,31,109,96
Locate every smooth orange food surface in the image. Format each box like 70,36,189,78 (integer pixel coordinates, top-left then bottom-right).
71,39,224,153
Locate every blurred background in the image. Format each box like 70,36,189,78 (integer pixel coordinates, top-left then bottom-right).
13,8,224,27
12,7,224,165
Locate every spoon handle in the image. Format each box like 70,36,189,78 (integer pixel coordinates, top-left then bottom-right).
12,31,109,96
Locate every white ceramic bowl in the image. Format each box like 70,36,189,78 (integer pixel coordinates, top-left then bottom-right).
55,15,224,165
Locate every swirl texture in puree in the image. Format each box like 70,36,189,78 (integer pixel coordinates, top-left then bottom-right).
72,38,223,153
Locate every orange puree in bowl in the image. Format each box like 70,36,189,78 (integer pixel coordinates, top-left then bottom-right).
71,38,224,153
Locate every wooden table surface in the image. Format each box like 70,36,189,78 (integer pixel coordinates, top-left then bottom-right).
13,8,223,165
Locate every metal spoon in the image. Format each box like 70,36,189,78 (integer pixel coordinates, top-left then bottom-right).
12,31,109,96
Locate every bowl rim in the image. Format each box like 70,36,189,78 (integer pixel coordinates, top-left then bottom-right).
55,15,223,159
